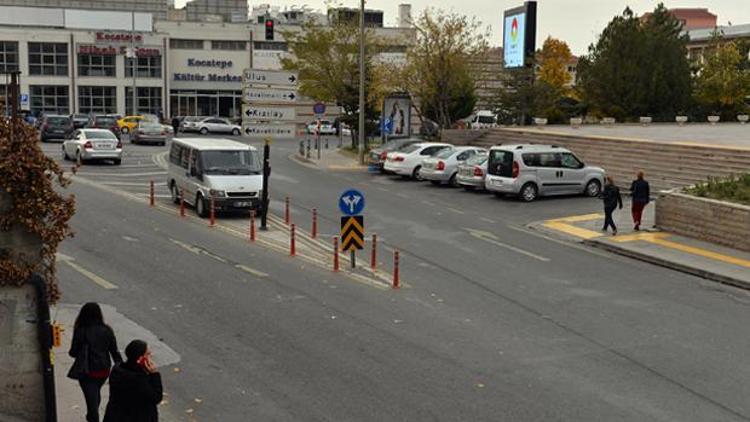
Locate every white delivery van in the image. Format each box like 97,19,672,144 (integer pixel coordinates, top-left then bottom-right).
468,111,498,129
167,138,264,218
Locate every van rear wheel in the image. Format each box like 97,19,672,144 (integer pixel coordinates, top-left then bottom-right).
519,183,538,202
195,194,208,218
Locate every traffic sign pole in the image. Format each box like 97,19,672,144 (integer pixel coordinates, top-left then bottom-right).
350,250,356,269
260,138,271,231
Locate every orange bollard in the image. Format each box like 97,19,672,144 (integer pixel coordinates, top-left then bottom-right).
179,189,185,218
149,180,155,207
312,208,318,239
249,210,256,242
371,234,377,270
333,237,339,272
285,196,290,225
290,224,296,256
392,250,400,289
209,197,216,227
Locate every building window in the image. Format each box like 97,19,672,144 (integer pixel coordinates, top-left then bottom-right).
126,87,162,115
78,86,116,114
126,56,162,78
211,40,247,51
253,42,288,51
28,43,68,76
78,54,116,77
30,85,69,114
0,41,19,72
170,39,204,49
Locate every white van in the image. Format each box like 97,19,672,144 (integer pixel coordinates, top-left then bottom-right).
468,111,498,129
167,138,264,217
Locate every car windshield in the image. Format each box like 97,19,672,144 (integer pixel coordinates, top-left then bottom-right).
48,117,69,125
73,114,88,119
84,131,117,140
201,150,262,175
436,148,456,159
399,144,422,154
465,154,488,166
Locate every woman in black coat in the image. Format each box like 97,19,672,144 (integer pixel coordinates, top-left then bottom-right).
104,340,163,422
600,176,623,235
68,302,123,422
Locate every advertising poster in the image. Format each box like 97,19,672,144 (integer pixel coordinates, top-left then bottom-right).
382,95,411,139
503,12,526,68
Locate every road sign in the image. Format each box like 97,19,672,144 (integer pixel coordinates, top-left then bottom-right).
242,106,296,122
313,102,326,115
19,94,29,106
243,124,296,138
243,87,297,103
341,216,365,252
338,189,365,216
243,69,298,86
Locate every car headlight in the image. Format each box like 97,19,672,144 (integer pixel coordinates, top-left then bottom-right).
209,189,226,198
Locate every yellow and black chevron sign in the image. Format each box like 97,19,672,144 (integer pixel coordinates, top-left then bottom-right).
341,216,365,252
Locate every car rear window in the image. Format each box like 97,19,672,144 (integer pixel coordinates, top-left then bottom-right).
140,123,162,130
487,149,513,177
95,117,116,125
466,155,488,166
399,144,421,154
48,117,70,125
84,131,117,139
436,148,455,159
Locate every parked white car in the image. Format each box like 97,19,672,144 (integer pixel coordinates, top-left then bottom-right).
420,146,487,187
383,142,452,179
62,128,122,165
306,120,336,135
484,144,605,201
197,117,241,136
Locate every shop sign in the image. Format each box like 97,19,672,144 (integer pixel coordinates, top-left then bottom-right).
77,45,160,57
95,32,144,45
187,59,233,69
173,73,242,82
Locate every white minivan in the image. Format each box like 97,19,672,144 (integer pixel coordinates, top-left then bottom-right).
167,138,264,217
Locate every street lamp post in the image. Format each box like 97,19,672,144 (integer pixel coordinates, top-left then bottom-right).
357,0,366,165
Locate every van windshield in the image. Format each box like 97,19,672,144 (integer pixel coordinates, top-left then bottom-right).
477,116,496,124
200,150,261,175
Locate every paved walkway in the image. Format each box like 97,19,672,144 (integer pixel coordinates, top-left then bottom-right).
291,140,368,172
535,199,750,289
509,123,750,149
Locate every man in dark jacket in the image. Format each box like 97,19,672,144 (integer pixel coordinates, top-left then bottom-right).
601,176,623,235
171,116,180,135
630,171,650,231
104,340,163,422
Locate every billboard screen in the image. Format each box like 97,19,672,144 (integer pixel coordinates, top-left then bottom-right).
382,95,412,139
503,12,526,68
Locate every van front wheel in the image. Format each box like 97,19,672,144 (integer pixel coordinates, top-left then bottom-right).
195,194,209,218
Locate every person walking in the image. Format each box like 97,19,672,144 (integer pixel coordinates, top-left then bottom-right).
630,171,650,231
103,340,163,422
171,115,180,135
68,303,123,422
600,176,623,235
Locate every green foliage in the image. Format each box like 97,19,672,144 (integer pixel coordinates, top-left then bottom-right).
686,174,750,205
577,4,692,121
694,39,750,119
538,37,573,91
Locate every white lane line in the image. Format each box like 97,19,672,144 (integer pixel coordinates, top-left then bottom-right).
446,207,466,215
235,265,269,278
464,228,550,262
421,200,437,206
480,217,497,224
75,171,166,177
62,260,119,290
102,181,164,187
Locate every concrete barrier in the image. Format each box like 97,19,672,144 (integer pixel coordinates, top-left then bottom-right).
656,191,750,253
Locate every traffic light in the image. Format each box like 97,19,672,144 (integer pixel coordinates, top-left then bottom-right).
265,19,274,41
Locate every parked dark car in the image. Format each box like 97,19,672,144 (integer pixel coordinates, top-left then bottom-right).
39,115,74,142
70,113,89,129
87,114,122,138
368,137,422,171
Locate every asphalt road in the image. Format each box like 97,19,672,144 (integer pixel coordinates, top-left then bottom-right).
45,135,750,421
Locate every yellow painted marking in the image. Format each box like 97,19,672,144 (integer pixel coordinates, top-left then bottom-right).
235,265,269,278
611,232,670,242
63,261,118,290
613,232,750,269
548,213,603,223
542,221,602,240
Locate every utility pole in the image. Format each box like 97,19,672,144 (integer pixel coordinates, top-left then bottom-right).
357,0,366,165
131,12,137,116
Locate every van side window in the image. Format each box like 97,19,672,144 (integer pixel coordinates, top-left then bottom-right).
169,143,182,165
522,153,541,167
189,150,201,174
539,153,562,168
180,147,190,169
560,153,583,169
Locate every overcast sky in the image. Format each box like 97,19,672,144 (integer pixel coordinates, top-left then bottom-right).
174,0,750,54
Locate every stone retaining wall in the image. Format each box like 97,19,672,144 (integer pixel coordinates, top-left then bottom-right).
656,191,750,253
440,129,489,146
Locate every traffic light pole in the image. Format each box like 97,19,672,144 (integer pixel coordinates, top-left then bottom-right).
357,0,366,165
260,137,271,231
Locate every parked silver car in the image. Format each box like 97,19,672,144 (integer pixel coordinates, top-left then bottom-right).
456,154,489,190
132,121,168,146
197,117,241,136
62,128,122,165
420,146,487,187
484,144,605,201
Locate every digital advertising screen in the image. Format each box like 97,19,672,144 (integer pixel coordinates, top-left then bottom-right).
503,12,526,68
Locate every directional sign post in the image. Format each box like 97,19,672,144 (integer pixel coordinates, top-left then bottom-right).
243,69,299,86
338,189,366,268
244,87,297,103
242,106,296,122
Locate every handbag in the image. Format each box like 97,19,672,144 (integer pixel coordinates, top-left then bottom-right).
66,329,92,380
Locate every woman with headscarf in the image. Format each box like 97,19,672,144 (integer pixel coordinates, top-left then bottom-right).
68,302,122,422
103,340,163,422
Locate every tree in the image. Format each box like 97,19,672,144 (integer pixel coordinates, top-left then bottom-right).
392,9,488,129
538,37,573,92
694,40,750,117
577,4,692,120
280,20,382,138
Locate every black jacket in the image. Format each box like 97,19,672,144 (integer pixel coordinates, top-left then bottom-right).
103,362,163,422
69,325,123,373
631,179,650,204
601,184,623,209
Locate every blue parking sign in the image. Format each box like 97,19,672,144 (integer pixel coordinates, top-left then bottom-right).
338,189,365,216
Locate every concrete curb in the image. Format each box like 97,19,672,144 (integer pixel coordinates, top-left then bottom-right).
287,153,368,172
582,238,750,291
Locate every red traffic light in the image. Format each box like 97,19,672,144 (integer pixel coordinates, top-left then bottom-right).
266,20,274,27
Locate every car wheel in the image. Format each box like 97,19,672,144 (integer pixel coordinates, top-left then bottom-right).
170,182,181,204
200,128,208,135
519,183,538,202
195,194,208,218
585,179,602,197
412,166,423,181
448,173,459,188
231,128,240,136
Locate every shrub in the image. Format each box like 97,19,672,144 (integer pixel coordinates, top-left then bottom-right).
686,174,750,206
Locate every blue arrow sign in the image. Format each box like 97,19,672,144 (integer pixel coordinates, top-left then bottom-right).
338,189,365,216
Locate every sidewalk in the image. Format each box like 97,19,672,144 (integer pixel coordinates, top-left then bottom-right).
533,199,750,290
290,139,368,172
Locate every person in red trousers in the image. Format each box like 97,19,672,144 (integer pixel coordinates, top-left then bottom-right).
630,171,650,231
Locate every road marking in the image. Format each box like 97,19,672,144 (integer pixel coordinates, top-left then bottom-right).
61,260,118,290
480,217,497,224
169,238,228,263
464,228,550,262
543,221,602,240
75,171,166,177
613,233,750,269
421,200,437,206
446,207,465,215
103,181,164,187
235,265,269,278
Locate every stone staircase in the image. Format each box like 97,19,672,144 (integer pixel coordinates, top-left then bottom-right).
470,128,750,192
